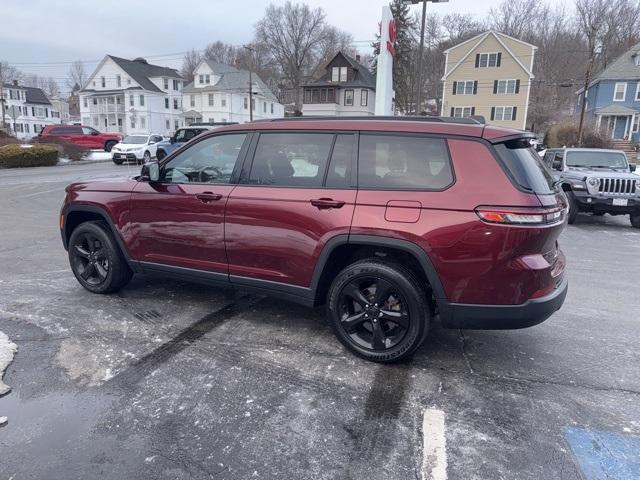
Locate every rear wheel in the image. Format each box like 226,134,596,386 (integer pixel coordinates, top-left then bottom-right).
327,259,430,363
104,141,117,152
68,221,132,294
143,151,151,164
566,191,580,224
112,157,123,165
631,212,640,228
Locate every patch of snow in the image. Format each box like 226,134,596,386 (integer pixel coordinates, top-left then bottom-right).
19,144,34,148
0,331,18,396
85,150,112,161
0,416,7,426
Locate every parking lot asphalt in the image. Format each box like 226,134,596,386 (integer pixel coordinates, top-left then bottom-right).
1,162,639,480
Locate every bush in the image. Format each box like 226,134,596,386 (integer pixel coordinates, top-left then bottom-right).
0,129,19,147
31,137,89,161
0,144,59,168
545,122,612,149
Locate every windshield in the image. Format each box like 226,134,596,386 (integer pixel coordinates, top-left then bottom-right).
122,135,147,144
174,129,205,143
566,151,628,168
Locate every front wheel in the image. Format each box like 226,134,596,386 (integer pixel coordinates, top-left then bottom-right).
327,259,430,363
143,151,151,164
566,191,580,224
631,212,640,228
68,221,132,294
156,149,166,161
112,157,123,165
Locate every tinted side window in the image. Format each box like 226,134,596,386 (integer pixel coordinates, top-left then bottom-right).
325,134,354,188
493,140,555,193
82,127,97,135
49,127,67,134
358,134,453,190
248,133,333,187
162,134,247,184
68,127,83,134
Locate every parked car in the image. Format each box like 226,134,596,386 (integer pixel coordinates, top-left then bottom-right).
60,117,568,363
38,125,122,152
542,148,640,226
111,134,164,165
155,123,236,160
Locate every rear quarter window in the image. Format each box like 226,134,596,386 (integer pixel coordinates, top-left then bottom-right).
493,139,555,194
358,134,453,190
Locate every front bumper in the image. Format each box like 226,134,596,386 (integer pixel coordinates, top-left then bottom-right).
112,151,143,161
439,277,568,330
574,190,640,214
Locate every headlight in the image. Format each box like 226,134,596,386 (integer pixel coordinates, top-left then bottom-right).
587,177,599,187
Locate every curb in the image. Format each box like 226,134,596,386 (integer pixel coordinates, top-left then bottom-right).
57,158,114,167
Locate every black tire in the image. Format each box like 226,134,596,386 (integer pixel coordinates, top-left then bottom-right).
143,151,151,164
631,213,640,228
566,191,580,224
327,258,430,363
68,221,132,294
112,157,123,165
104,141,117,152
156,149,166,161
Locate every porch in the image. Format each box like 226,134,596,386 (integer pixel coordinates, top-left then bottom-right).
182,110,202,126
87,92,125,133
595,105,639,141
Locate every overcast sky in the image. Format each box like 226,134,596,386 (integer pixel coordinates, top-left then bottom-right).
2,0,505,89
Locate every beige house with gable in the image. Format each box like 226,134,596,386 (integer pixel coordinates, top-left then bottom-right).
441,31,537,130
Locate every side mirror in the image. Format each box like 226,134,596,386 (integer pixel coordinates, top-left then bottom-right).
148,162,160,182
630,164,637,172
91,131,99,136
170,136,175,144
148,140,156,145
552,160,562,171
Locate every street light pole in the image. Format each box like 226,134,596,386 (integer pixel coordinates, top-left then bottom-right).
406,0,449,115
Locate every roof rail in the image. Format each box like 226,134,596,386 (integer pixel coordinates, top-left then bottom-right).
255,115,485,125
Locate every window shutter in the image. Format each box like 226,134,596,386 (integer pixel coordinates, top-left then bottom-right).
471,107,476,116
450,107,455,117
515,79,520,94
493,80,498,94
490,107,495,121
475,54,480,68
511,106,517,121
473,81,478,94
497,52,502,67
452,81,457,95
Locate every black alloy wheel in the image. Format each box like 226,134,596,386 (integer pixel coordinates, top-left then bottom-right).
71,233,110,286
327,259,430,363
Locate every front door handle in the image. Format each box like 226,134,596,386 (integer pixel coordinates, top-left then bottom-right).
310,198,346,209
196,192,223,203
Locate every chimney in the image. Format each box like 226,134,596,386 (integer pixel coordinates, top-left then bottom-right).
356,54,361,63
13,80,18,86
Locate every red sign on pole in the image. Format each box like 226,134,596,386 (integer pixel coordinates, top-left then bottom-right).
386,19,397,56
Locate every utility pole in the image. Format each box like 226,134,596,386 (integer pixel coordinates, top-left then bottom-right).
578,42,597,146
0,63,6,131
406,0,449,115
243,45,254,122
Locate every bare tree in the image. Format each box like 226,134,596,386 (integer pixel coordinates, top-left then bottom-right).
0,61,23,129
181,49,202,83
66,60,87,91
488,0,544,42
575,0,612,144
204,41,239,65
255,2,332,111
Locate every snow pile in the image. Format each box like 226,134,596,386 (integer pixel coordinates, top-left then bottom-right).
0,331,17,396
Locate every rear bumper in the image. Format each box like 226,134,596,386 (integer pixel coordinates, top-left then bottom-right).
439,277,568,330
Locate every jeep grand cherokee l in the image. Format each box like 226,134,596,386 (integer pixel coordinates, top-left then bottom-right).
60,117,569,363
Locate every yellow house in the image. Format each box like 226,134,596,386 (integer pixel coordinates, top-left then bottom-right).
441,31,537,130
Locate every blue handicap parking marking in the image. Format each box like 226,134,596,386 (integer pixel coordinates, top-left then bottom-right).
564,427,640,480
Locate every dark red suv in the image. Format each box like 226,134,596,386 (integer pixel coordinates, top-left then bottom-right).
39,125,122,151
60,117,568,362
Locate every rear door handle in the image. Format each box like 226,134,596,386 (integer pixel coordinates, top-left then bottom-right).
310,198,346,209
196,192,223,203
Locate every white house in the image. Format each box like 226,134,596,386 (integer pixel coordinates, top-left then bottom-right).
1,81,63,140
79,55,184,136
302,52,376,117
181,60,284,124
49,98,70,125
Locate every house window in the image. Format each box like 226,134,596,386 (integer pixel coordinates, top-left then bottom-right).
312,89,320,103
174,119,179,129
129,95,134,106
83,98,88,108
244,97,248,109
101,76,105,87
208,118,215,123
163,78,169,90
614,82,627,101
331,67,348,82
270,103,274,114
263,101,267,113
174,98,179,109
173,79,179,90
199,74,204,84
304,90,312,103
190,95,195,107
131,118,136,129
454,80,476,95
251,98,255,110
116,75,121,87
340,67,348,82
221,97,226,107
139,95,145,106
452,107,474,118
476,52,501,68
208,94,214,106
166,119,170,130
344,89,354,106
205,74,210,84
495,79,519,94
361,89,368,106
165,98,169,109
127,78,131,85
492,106,516,121
140,117,146,129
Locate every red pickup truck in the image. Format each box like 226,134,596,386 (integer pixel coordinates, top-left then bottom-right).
39,125,122,151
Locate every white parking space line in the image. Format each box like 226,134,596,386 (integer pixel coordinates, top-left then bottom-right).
422,408,447,480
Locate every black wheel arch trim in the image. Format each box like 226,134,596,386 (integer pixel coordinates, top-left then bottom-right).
61,204,140,272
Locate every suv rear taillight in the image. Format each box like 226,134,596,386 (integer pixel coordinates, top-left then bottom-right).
475,206,566,226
